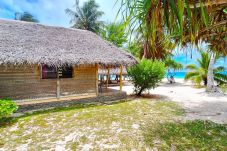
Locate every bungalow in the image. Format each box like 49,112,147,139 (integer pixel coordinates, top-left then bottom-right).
0,19,136,103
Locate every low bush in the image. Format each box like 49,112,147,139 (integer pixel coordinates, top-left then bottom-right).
127,59,165,96
0,99,18,119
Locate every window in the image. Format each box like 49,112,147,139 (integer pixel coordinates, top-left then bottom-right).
59,66,73,78
42,65,57,79
42,65,73,79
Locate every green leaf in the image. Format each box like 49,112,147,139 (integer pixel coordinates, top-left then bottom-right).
199,0,209,27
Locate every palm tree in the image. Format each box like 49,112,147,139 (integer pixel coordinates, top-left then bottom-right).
185,51,227,85
66,0,104,33
15,12,39,22
165,58,183,83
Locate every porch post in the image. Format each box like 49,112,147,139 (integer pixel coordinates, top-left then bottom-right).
95,64,99,95
120,65,123,91
106,67,109,89
56,68,60,99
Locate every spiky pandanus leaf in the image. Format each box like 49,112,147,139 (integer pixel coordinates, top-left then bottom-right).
119,0,227,58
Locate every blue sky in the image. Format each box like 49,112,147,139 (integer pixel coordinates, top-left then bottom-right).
0,0,119,27
0,0,226,69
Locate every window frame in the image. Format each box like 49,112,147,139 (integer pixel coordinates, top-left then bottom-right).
41,65,73,79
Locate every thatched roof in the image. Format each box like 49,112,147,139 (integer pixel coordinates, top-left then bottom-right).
99,67,127,75
0,19,136,67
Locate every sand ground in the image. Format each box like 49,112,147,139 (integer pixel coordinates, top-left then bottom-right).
112,79,227,124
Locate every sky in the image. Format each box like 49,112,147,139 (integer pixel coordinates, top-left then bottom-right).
0,0,226,70
0,0,119,27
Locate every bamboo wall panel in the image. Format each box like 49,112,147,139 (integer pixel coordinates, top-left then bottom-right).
0,65,97,100
60,66,96,96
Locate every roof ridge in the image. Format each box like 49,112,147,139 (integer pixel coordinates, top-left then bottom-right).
0,18,89,33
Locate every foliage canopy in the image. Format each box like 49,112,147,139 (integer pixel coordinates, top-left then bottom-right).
66,0,104,33
15,12,39,23
100,22,128,47
119,0,227,59
0,99,17,119
127,59,165,96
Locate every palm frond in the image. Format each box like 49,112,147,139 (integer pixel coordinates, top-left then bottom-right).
185,71,200,80
185,64,198,70
214,73,227,84
65,0,104,33
214,66,225,73
191,75,203,85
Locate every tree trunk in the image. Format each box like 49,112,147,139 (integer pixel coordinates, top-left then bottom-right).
143,40,151,59
207,52,218,92
137,88,144,96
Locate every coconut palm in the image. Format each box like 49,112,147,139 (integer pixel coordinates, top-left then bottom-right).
185,51,227,85
15,12,39,22
165,58,183,83
66,0,104,33
165,58,183,71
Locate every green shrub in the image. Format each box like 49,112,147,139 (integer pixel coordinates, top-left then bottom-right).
127,59,165,96
0,99,18,119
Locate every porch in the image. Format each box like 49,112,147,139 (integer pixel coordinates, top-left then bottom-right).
16,87,127,113
15,65,127,113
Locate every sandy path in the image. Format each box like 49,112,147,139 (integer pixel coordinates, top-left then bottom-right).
111,79,227,124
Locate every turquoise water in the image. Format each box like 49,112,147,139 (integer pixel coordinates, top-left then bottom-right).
100,71,227,80
166,72,186,79
169,71,227,79
172,72,186,79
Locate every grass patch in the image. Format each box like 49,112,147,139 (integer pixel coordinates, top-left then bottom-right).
1,99,226,150
0,99,182,150
144,120,227,150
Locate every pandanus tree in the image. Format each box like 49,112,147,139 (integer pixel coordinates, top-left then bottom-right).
66,0,104,33
119,0,227,91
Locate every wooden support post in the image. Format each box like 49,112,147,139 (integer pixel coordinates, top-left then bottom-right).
35,64,41,79
106,67,109,89
120,65,123,91
56,68,60,99
95,64,99,95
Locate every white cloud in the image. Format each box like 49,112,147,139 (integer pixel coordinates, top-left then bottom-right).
0,0,120,27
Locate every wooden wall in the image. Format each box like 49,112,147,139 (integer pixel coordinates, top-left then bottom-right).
0,64,97,100
60,65,97,96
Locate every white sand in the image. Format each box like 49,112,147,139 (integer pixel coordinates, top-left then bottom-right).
112,79,227,124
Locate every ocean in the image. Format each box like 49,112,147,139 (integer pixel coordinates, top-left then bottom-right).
101,71,227,80
170,71,227,79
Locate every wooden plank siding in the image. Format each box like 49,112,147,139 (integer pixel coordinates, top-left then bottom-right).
0,64,97,100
